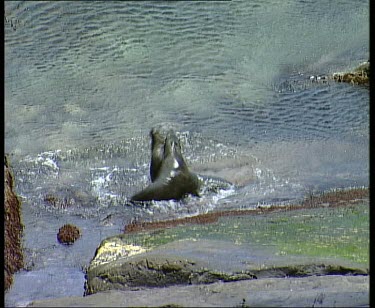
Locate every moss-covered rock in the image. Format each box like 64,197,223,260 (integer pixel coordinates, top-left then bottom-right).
84,247,258,295
85,190,368,296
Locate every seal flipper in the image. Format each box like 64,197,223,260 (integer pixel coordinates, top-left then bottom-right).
149,128,166,182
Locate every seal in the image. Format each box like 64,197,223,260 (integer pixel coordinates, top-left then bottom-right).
149,128,165,182
131,129,201,202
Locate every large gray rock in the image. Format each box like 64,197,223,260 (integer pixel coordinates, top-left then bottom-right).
84,235,367,296
84,244,257,295
83,199,368,297
29,275,369,307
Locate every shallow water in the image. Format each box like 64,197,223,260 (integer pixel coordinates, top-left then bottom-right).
4,0,369,306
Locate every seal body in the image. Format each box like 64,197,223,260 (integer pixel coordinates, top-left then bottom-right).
131,129,200,202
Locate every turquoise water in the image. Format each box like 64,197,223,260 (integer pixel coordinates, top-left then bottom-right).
4,1,369,306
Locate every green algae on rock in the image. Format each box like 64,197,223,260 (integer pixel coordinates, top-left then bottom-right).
121,190,369,266
124,188,369,233
84,190,368,295
85,248,259,296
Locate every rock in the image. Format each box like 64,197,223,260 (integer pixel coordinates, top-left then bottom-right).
25,189,369,307
28,275,369,307
43,187,97,209
84,197,368,296
4,155,24,291
332,61,369,85
85,250,257,296
123,187,369,233
57,224,81,245
84,236,368,295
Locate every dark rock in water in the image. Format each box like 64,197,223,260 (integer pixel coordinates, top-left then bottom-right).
44,193,73,209
43,187,97,209
4,155,24,291
57,224,81,245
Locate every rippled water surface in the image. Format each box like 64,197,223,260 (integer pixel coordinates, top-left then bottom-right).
5,0,369,306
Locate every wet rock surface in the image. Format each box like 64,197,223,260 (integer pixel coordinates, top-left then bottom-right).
84,237,367,297
28,275,369,307
85,250,257,296
83,228,368,294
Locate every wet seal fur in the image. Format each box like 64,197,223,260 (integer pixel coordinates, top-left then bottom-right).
131,128,201,202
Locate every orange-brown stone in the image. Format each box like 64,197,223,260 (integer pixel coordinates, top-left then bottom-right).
57,224,81,245
4,156,24,291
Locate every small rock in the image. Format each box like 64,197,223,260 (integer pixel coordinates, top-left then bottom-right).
57,224,81,245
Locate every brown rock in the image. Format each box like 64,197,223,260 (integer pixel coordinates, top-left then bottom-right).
4,155,24,291
57,224,81,245
332,61,369,85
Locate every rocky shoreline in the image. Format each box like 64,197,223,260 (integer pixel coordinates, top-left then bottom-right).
4,152,369,307
4,145,369,308
26,188,368,307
